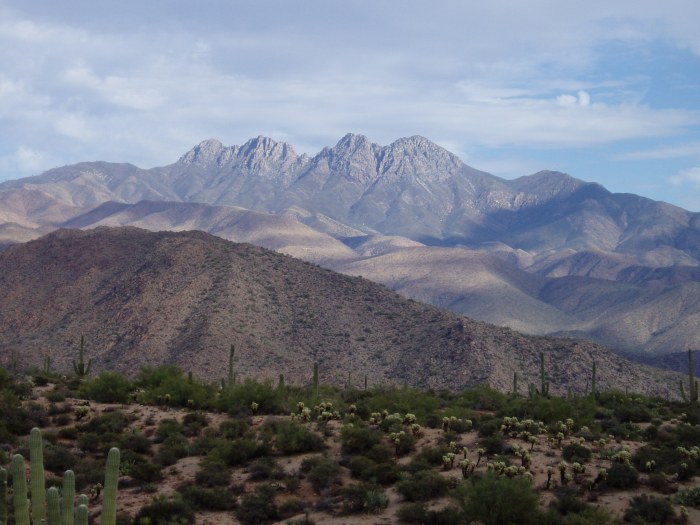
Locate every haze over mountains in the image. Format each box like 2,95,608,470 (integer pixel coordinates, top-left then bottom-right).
0,227,677,397
1,133,699,368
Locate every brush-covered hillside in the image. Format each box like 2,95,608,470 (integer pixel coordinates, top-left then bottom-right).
0,227,677,397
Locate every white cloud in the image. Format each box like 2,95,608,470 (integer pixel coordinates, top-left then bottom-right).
669,167,700,186
0,0,699,186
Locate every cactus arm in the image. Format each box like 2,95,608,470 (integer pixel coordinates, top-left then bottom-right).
11,454,30,525
62,470,75,525
75,504,88,525
30,427,46,524
101,447,120,525
47,486,61,525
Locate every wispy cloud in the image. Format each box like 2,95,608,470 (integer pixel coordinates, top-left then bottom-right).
669,166,700,186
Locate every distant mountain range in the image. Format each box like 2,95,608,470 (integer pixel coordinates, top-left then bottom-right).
1,134,699,370
0,227,677,396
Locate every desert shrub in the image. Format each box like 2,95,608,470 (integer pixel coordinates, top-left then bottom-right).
182,411,209,436
236,483,279,525
219,417,249,439
155,435,190,466
604,463,639,490
481,431,506,455
562,443,592,463
347,455,402,485
549,487,588,516
73,457,108,490
647,473,674,495
303,456,341,494
396,502,462,524
216,437,269,467
45,389,68,403
356,386,440,422
278,497,306,519
623,494,675,524
674,487,700,507
457,384,508,411
80,371,132,403
413,445,451,467
133,494,195,525
613,401,653,423
265,419,325,454
57,426,78,439
454,474,543,525
155,418,184,442
341,423,382,454
43,444,79,473
339,482,388,514
54,413,72,426
120,431,151,454
177,483,235,511
136,365,217,409
249,456,284,481
195,460,230,487
396,470,450,502
81,410,131,433
217,379,284,415
124,453,161,483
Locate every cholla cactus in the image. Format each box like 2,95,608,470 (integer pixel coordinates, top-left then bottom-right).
410,423,421,436
442,452,456,470
476,448,485,467
558,462,568,484
75,405,90,421
296,402,306,414
546,466,555,489
250,401,259,414
403,413,416,425
612,449,632,465
571,462,586,483
645,460,656,472
459,459,475,478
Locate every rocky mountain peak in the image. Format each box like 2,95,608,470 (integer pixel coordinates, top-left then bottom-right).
321,133,382,183
377,135,465,181
177,139,226,166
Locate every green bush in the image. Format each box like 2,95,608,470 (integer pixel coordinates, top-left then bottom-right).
604,463,639,490
454,474,543,525
562,443,592,463
80,371,133,403
236,483,279,525
302,456,341,494
396,470,450,502
195,460,231,487
341,423,382,454
217,379,284,415
339,482,388,514
265,419,325,454
177,483,235,511
219,418,249,439
674,486,700,508
623,494,675,524
133,495,195,525
248,456,284,481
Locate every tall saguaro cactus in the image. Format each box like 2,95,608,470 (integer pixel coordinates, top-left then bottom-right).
11,454,30,525
679,349,698,404
228,344,236,387
46,486,60,525
72,335,92,378
62,469,76,525
101,447,121,525
30,427,46,524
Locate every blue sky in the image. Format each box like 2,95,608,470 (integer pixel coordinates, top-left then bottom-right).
2,1,700,209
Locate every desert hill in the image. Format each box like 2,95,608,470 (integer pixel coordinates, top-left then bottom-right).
0,227,677,397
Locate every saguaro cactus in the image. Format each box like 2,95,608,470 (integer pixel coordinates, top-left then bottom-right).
72,335,92,378
62,469,76,525
679,349,698,404
75,504,88,525
11,454,30,525
46,486,60,525
101,447,121,525
30,427,46,524
228,344,235,387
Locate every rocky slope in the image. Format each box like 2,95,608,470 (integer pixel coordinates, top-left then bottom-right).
0,227,678,397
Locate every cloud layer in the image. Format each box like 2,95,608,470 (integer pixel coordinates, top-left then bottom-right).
1,0,699,209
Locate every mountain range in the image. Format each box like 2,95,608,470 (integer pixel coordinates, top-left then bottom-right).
0,227,677,397
1,133,699,370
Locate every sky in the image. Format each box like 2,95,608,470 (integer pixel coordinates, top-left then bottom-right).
2,1,700,209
